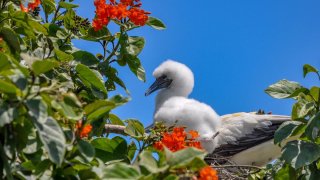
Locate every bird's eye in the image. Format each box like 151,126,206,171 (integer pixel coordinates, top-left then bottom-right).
161,75,167,79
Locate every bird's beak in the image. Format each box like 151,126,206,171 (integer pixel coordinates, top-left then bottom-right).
145,77,172,96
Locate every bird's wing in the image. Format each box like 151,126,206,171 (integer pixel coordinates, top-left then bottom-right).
213,112,290,157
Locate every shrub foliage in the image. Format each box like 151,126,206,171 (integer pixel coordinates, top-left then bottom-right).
0,0,216,179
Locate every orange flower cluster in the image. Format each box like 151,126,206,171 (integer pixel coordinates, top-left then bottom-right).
199,166,218,180
153,127,203,152
93,0,150,31
76,121,93,138
20,0,41,12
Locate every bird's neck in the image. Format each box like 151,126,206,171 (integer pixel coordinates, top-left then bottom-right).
155,89,187,111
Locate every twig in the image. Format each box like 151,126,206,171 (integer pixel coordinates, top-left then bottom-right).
105,124,126,135
211,164,262,170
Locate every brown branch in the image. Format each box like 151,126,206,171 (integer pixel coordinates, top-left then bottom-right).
105,124,126,135
211,164,262,170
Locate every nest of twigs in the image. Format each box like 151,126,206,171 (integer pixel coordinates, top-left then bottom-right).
205,154,262,180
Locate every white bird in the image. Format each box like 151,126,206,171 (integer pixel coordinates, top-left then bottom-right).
145,60,291,166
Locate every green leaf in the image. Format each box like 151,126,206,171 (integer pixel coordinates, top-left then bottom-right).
33,117,66,166
109,95,130,106
0,27,20,53
109,114,125,126
73,51,99,66
91,137,128,162
126,55,146,82
32,59,59,76
281,140,320,169
26,99,48,123
274,164,297,180
63,93,82,108
59,1,79,9
265,80,303,99
147,17,166,30
305,112,320,140
0,107,18,127
126,36,145,56
55,101,83,120
82,27,112,42
84,100,115,121
0,79,21,95
124,119,145,138
28,20,48,35
127,141,137,161
166,147,207,168
102,163,141,179
76,64,107,95
139,151,168,173
303,64,319,78
310,86,320,103
274,121,302,145
78,140,95,162
54,49,74,62
42,0,56,16
291,99,315,120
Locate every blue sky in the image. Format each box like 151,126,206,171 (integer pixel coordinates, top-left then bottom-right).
74,0,320,127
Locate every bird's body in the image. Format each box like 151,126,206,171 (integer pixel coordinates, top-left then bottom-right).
145,60,291,166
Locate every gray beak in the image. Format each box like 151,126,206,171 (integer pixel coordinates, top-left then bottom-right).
145,76,172,96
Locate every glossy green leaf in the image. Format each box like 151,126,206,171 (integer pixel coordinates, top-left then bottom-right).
265,80,303,99
166,147,207,168
292,96,314,120
139,151,168,173
127,141,137,161
0,27,20,53
126,36,145,56
84,100,115,121
274,164,296,180
126,55,146,82
305,112,320,140
102,163,141,179
32,59,59,76
124,119,145,138
78,140,95,162
0,107,18,127
82,27,112,42
59,1,79,9
33,117,66,166
109,114,125,126
147,17,166,30
42,0,56,16
73,51,99,66
54,49,74,61
91,137,128,162
310,86,320,103
281,140,320,169
26,99,48,123
76,64,107,95
274,121,302,145
0,79,21,95
303,64,319,78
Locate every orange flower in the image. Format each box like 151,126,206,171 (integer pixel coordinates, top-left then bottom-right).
189,130,199,139
128,8,149,26
153,127,203,152
20,4,29,12
199,166,218,180
76,121,92,138
27,0,41,11
92,0,149,31
120,0,133,5
109,4,129,20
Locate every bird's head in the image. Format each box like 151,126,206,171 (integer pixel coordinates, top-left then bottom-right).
145,60,194,97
